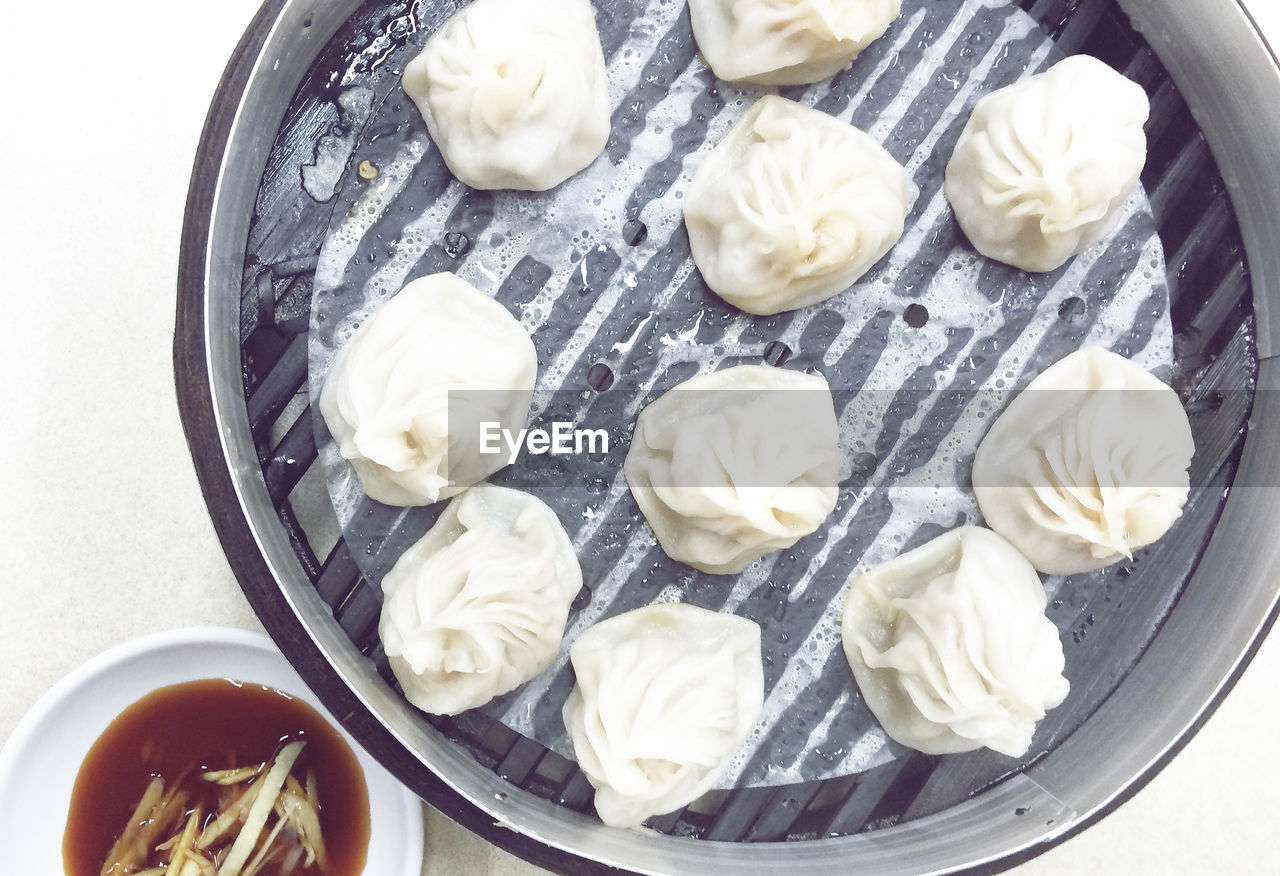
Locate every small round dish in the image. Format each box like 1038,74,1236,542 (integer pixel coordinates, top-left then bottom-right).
0,626,424,875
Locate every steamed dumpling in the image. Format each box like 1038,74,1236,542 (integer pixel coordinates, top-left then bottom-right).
563,603,764,827
402,0,610,190
972,347,1194,575
841,526,1069,757
945,55,1150,272
379,484,582,715
623,364,840,574
684,95,909,315
319,272,536,507
688,0,902,86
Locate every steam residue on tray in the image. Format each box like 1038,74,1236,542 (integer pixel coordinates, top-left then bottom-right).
307,0,1172,788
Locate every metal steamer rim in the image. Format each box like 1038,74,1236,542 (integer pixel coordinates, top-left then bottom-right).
175,1,1280,874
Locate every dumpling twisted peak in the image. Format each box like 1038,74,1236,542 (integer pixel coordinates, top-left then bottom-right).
945,55,1150,272
973,347,1194,575
685,96,908,316
624,364,840,574
319,273,536,507
563,604,764,827
841,526,1069,757
689,0,902,86
403,0,610,191
379,484,582,716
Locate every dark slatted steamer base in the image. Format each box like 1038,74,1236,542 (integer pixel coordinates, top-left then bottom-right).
236,0,1256,844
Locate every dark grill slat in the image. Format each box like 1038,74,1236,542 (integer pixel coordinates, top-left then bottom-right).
370,645,396,687
556,771,597,812
316,541,362,608
1147,137,1214,220
1119,44,1159,88
816,756,915,837
1024,0,1077,37
793,773,859,822
1182,323,1257,478
743,783,825,842
821,754,936,836
1143,78,1187,155
432,711,511,771
531,750,574,786
1174,222,1246,321
642,809,687,834
246,331,309,437
455,710,520,766
1050,0,1109,54
275,501,323,582
496,737,551,786
264,406,320,503
705,788,776,841
1188,265,1251,355
1166,197,1236,301
334,578,382,645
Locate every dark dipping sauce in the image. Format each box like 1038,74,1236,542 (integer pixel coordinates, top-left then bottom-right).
62,678,371,876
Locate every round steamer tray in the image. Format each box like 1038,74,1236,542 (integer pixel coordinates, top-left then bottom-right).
175,1,1280,874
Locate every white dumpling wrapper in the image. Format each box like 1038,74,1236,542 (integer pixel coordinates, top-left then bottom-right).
563,603,764,827
841,526,1070,757
689,0,902,86
944,55,1150,272
319,272,536,507
623,364,840,574
972,347,1194,575
379,484,582,715
402,0,610,191
684,95,909,316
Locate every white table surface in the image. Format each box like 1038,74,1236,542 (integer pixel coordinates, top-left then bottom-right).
3,2,1278,874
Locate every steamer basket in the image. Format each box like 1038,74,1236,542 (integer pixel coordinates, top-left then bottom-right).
175,1,1280,873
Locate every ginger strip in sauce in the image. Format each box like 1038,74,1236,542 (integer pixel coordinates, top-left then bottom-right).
62,678,370,876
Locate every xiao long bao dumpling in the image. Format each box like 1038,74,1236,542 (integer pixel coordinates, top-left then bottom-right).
945,55,1150,273
841,526,1070,757
972,347,1194,576
379,484,582,716
563,603,764,828
684,95,909,316
401,0,610,191
319,272,536,506
623,364,840,575
688,0,902,86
